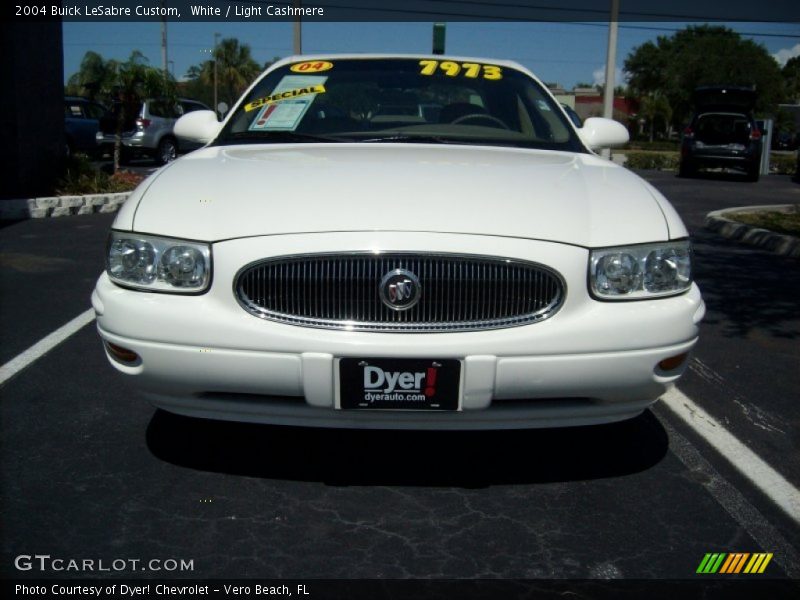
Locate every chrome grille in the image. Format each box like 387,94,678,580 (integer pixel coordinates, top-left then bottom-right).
235,253,565,332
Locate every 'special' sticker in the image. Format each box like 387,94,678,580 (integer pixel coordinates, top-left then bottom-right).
244,85,326,112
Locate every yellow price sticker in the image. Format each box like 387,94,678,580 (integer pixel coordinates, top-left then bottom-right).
419,60,502,80
290,61,334,73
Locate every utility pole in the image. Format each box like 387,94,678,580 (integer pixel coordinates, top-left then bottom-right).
160,1,168,78
213,32,220,116
601,0,619,159
432,23,446,55
293,0,302,54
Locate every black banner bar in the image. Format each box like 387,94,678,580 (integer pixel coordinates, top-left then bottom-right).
6,579,800,600
7,0,800,22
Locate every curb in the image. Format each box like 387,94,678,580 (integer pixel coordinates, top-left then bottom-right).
0,192,131,220
705,205,800,258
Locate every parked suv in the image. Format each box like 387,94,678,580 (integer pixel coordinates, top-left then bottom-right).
98,98,211,165
679,86,762,181
64,96,108,158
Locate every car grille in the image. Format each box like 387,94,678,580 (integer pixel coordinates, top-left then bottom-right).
235,253,565,332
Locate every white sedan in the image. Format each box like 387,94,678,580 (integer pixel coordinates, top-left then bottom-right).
92,55,705,429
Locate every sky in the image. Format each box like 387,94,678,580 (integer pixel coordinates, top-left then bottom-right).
62,21,800,90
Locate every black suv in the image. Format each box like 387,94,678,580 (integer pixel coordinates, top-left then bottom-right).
679,86,762,181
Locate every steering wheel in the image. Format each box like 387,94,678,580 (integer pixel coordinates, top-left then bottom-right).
450,113,510,129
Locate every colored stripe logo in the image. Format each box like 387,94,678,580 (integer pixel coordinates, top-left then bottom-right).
696,553,773,574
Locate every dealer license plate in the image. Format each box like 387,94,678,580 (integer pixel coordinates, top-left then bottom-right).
338,358,461,410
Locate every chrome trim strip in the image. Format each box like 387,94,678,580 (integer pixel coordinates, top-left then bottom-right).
234,251,566,333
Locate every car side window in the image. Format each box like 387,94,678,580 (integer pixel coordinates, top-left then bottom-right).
149,101,182,118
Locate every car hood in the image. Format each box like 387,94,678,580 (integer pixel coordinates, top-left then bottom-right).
129,144,669,247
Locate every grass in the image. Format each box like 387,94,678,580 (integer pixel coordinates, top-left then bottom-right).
730,205,800,237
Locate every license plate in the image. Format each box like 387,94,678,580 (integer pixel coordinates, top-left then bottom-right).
338,358,461,410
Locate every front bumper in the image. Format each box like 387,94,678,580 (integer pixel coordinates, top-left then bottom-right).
97,132,151,151
93,232,705,429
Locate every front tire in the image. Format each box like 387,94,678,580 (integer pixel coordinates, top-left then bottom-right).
155,137,178,166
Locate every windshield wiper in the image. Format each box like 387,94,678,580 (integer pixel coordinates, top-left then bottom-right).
224,131,353,144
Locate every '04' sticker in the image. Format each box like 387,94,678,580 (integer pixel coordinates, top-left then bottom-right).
290,60,334,73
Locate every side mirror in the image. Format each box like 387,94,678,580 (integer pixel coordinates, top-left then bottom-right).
174,110,220,145
578,117,629,150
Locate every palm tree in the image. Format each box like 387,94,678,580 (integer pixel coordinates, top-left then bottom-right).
109,51,176,171
199,38,261,109
65,51,117,101
638,93,673,142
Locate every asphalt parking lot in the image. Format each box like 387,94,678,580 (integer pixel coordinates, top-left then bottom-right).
1,169,799,592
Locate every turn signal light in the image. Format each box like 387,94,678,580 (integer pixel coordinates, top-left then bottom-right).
657,353,688,371
105,342,139,364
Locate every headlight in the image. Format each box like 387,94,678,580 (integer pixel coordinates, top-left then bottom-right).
106,232,211,293
589,241,691,299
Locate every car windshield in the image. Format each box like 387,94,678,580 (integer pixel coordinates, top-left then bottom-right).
216,58,584,152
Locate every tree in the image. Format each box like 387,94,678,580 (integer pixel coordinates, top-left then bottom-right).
181,64,214,108
624,25,786,128
109,51,176,172
65,51,118,100
638,93,672,141
65,50,176,171
197,38,261,109
783,56,800,103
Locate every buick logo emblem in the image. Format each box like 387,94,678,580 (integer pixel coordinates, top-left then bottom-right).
379,269,421,311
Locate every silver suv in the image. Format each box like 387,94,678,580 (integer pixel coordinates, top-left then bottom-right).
98,98,210,165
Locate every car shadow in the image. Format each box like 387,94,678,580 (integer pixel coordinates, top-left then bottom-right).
146,408,669,487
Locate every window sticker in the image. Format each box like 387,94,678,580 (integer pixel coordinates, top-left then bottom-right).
250,99,315,131
248,75,328,131
290,60,334,73
245,75,328,112
418,60,503,80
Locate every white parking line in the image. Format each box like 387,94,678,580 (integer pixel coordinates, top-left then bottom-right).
658,413,800,578
0,308,95,387
661,387,800,525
